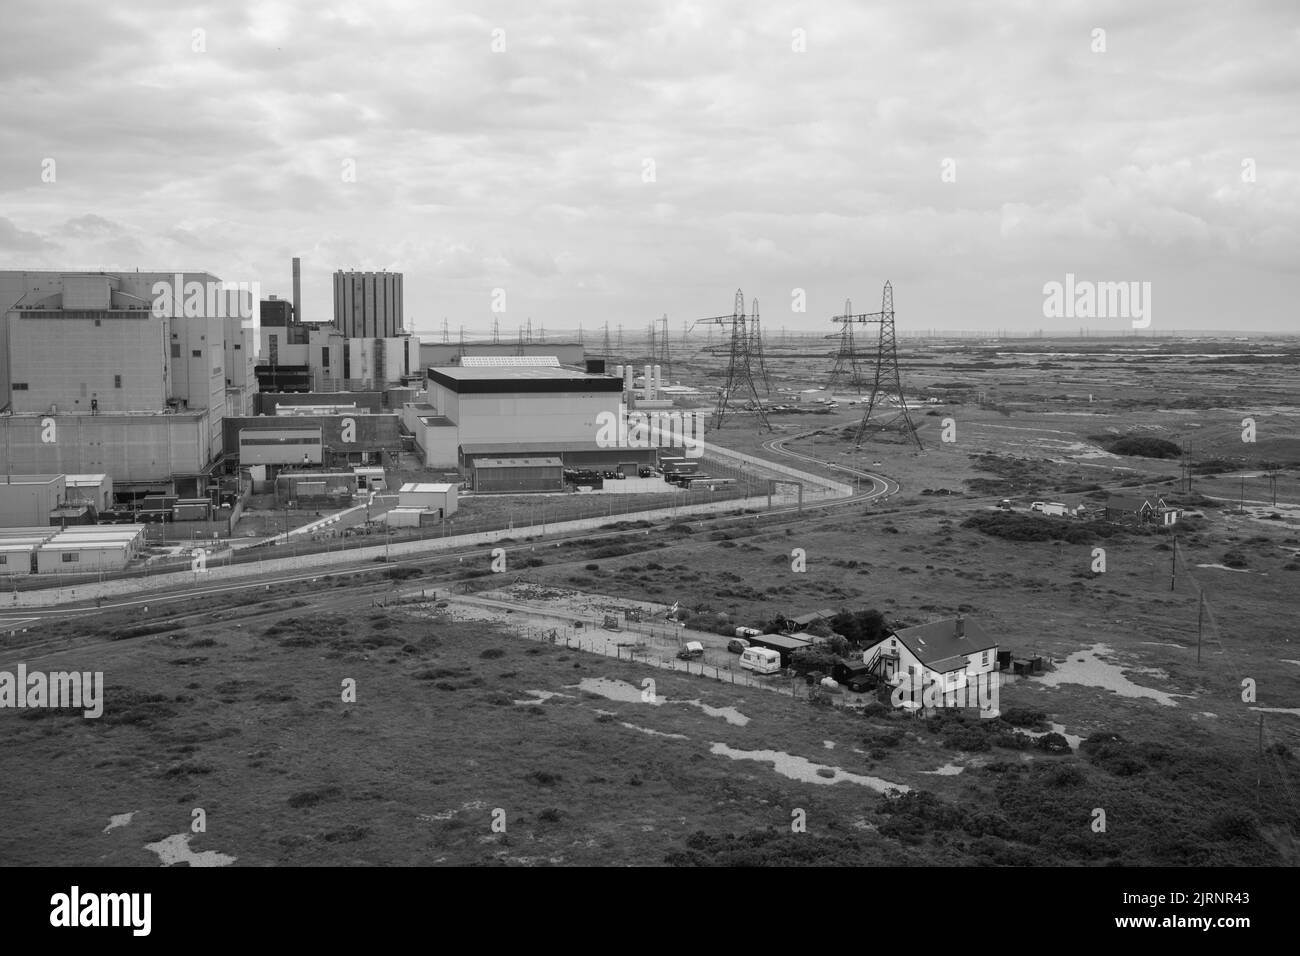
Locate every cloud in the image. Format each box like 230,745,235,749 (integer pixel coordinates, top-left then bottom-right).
0,0,1294,330
0,217,57,252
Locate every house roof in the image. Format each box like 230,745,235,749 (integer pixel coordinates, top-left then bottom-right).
1107,494,1158,511
788,608,836,626
890,617,997,668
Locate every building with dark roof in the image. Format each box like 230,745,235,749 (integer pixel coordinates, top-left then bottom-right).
862,615,999,691
410,364,645,471
1105,494,1180,525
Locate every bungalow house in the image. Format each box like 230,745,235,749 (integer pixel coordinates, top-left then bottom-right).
1105,494,1180,526
862,615,999,695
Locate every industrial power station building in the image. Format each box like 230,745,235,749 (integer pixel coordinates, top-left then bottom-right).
0,269,256,497
405,363,662,473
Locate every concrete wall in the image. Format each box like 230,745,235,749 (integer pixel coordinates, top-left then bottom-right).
345,337,416,389
225,413,401,464
7,488,808,606
238,427,324,465
0,477,65,527
410,419,459,468
35,545,129,574
426,386,616,447
6,311,168,413
0,413,212,483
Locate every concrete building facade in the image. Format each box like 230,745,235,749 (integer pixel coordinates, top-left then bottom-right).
1,270,253,493
333,270,403,338
0,475,66,527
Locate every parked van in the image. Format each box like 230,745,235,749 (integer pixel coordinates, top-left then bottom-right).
739,647,782,675
734,626,764,639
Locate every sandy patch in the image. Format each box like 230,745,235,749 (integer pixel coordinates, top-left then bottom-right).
103,812,136,834
1038,643,1191,707
143,833,236,867
709,743,909,793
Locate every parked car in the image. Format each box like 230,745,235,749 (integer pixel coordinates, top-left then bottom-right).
676,641,705,661
727,637,751,654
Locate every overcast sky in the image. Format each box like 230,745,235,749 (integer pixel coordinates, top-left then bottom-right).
1,0,1297,336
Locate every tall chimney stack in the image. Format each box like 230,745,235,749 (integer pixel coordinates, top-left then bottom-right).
292,257,301,322
955,614,965,638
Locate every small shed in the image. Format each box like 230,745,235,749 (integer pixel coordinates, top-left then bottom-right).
397,482,458,517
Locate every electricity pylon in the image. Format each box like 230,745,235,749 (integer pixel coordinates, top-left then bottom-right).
843,281,922,451
693,288,771,431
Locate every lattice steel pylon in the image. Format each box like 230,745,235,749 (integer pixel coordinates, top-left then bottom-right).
601,322,611,358
826,298,866,391
749,298,771,394
844,281,922,451
655,313,672,377
693,288,771,431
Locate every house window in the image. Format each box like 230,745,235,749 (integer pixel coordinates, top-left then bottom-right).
0,556,7,564
114,374,122,388
981,650,990,666
61,552,79,563
234,343,241,350
171,343,181,358
192,349,201,358
12,383,28,390
321,347,330,369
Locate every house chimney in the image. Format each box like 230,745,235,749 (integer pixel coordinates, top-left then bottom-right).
292,257,301,322
955,614,964,638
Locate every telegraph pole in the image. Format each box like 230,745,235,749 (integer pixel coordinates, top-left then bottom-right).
1196,591,1204,664
1257,714,1264,806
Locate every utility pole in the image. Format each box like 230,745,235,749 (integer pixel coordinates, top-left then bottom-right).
1169,536,1177,591
1257,714,1264,806
1196,590,1204,665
